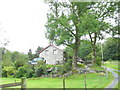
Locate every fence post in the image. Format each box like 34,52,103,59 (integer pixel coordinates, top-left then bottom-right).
63,75,65,90
21,77,26,90
84,71,87,89
105,67,108,78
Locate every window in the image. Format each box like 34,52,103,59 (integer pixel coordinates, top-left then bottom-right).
45,50,48,55
53,50,57,55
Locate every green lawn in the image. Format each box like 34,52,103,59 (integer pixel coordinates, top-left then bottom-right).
1,72,114,88
103,60,119,70
90,64,104,71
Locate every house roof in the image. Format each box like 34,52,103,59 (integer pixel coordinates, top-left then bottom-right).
38,44,64,54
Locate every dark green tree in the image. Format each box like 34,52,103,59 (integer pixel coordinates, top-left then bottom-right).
78,2,117,64
103,38,119,60
34,46,43,58
28,49,34,61
11,51,19,62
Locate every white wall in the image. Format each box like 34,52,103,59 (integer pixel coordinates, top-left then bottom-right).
39,45,63,65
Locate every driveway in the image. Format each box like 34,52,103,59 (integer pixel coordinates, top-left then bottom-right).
102,66,119,89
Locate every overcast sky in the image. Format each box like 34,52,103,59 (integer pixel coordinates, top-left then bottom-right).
0,0,52,54
0,0,117,54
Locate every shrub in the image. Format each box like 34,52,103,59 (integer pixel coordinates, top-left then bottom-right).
96,57,102,66
46,65,54,69
16,66,27,78
2,70,7,77
3,66,16,77
26,69,34,78
77,63,85,68
36,67,43,77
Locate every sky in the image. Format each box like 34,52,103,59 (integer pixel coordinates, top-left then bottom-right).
0,0,117,54
0,0,53,54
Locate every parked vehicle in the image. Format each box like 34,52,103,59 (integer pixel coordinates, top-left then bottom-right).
29,57,45,65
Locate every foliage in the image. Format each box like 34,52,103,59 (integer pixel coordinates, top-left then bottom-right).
65,40,93,61
2,66,16,77
79,2,116,64
28,49,34,61
15,66,27,78
2,50,13,67
77,63,85,68
45,2,98,67
45,1,117,66
78,40,92,60
96,56,102,66
15,65,34,78
14,52,29,69
110,25,120,37
36,67,43,77
34,46,43,58
103,38,119,60
62,59,72,73
11,51,19,62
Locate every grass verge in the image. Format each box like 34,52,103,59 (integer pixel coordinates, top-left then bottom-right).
103,60,119,70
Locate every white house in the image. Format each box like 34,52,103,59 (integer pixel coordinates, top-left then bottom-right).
39,44,64,65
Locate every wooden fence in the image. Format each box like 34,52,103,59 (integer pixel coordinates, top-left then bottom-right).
0,77,26,90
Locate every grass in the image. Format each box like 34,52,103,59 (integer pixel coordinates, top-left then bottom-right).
103,60,119,70
103,60,119,90
1,72,114,88
114,83,118,88
89,64,104,71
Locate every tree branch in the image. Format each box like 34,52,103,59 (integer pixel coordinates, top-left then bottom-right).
58,19,76,37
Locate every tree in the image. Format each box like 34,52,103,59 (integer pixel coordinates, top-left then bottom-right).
78,40,92,60
45,2,96,68
78,2,117,64
65,40,92,60
28,49,34,61
103,38,119,60
2,49,13,67
14,52,29,69
45,1,117,66
110,25,120,37
34,46,43,58
11,51,19,62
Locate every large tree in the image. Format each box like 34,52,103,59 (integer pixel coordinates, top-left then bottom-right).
77,2,117,64
45,1,117,67
45,2,96,68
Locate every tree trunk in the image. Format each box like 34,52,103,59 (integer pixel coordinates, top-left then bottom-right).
73,48,78,68
73,38,80,69
92,44,96,64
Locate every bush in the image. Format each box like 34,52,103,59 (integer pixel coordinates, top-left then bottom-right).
77,63,85,68
36,67,43,77
3,66,16,77
96,57,102,66
15,65,35,78
46,65,54,69
26,69,34,78
2,70,7,77
16,66,27,78
63,59,72,72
